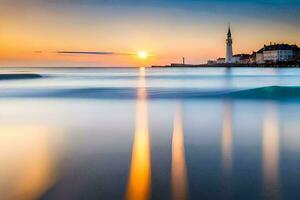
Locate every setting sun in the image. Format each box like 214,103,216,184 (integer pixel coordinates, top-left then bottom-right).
137,51,148,59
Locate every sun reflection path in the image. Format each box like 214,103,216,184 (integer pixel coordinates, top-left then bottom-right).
126,68,151,200
263,103,280,199
222,102,233,178
221,102,233,199
171,105,188,200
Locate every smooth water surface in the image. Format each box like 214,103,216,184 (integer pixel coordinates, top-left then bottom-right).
1,67,300,200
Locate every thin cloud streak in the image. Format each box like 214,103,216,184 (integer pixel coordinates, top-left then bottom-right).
56,51,134,56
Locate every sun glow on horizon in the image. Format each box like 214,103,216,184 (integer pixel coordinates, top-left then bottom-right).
137,51,148,60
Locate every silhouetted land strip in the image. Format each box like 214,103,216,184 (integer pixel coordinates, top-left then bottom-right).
152,61,300,68
0,74,42,80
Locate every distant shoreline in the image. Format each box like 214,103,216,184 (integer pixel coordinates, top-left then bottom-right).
152,62,300,68
0,65,300,69
0,74,42,80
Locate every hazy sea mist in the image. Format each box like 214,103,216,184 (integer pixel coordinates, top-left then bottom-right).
1,67,300,200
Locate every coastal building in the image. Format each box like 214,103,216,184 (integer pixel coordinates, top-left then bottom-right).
207,60,217,65
224,54,251,64
226,26,233,63
295,47,300,56
250,52,257,64
263,44,295,63
295,54,300,63
231,55,240,63
235,54,251,64
253,44,299,64
217,58,226,64
255,48,265,64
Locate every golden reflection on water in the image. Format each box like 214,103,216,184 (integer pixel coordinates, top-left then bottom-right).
263,103,280,199
171,106,188,200
221,102,233,199
0,126,59,200
126,68,151,200
222,102,233,178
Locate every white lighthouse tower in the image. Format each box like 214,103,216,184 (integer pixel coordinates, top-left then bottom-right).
226,25,233,63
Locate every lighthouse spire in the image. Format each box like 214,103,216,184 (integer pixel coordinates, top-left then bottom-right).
226,24,233,63
227,24,232,38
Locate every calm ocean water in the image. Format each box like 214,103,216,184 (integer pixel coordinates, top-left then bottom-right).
1,67,300,200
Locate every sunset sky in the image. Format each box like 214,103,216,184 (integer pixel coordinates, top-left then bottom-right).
0,0,299,67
